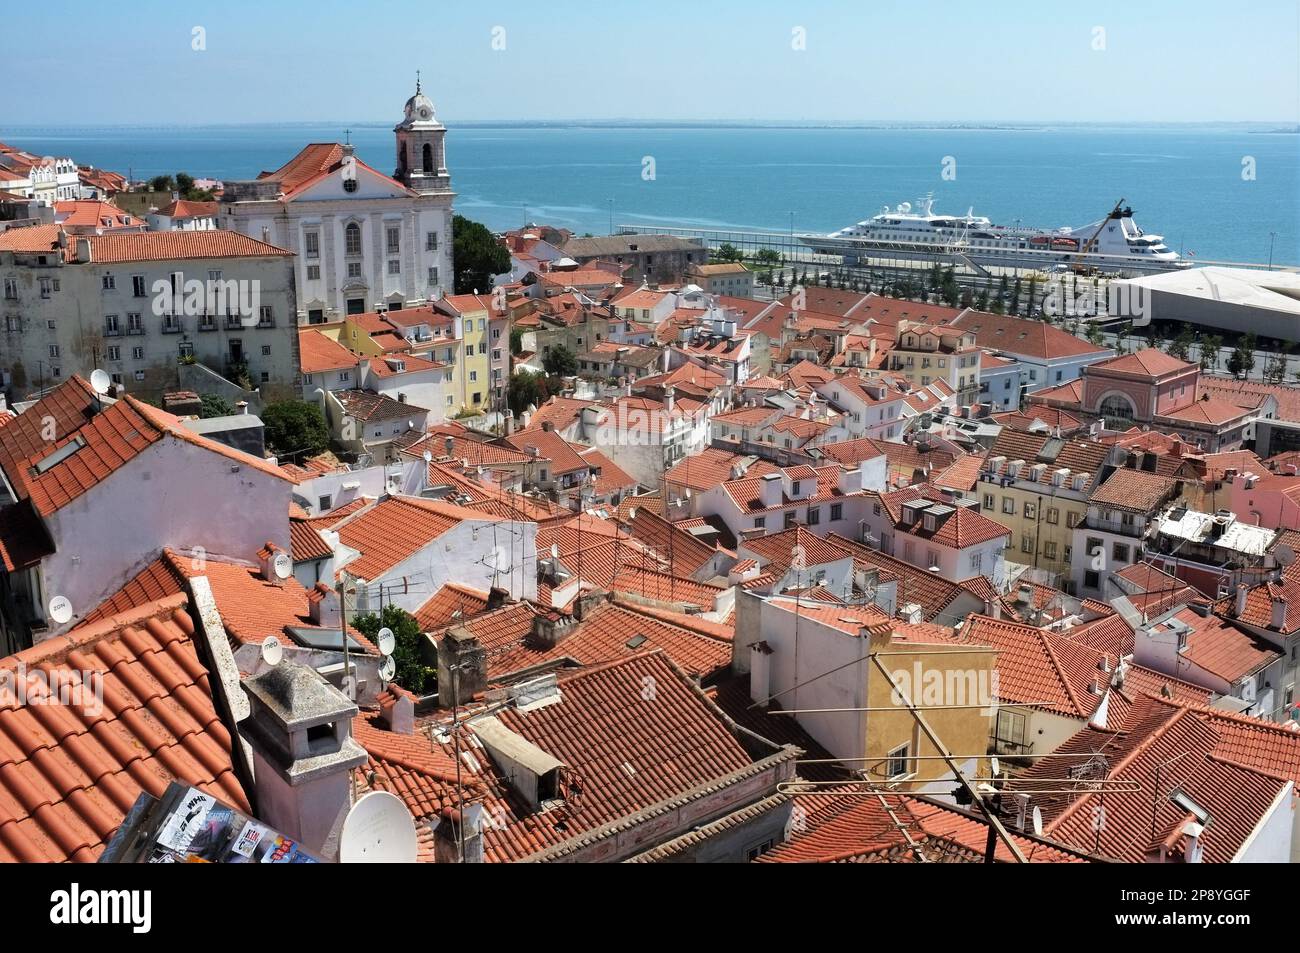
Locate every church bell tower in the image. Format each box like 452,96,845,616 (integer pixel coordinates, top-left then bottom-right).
395,73,450,194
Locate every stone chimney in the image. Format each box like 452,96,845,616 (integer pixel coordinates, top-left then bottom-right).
530,611,576,647
664,385,675,413
1235,583,1249,619
239,662,368,861
308,581,342,628
74,237,92,263
574,588,610,620
436,627,487,708
487,586,510,611
434,803,485,863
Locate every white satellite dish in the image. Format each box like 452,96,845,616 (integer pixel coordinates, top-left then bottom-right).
376,627,395,656
89,368,112,396
550,543,560,560
379,655,396,682
272,552,293,580
422,449,433,464
1031,806,1043,836
261,635,283,667
339,791,417,864
990,757,1001,778
48,595,73,625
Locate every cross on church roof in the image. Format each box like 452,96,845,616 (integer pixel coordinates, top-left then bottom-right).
344,128,351,145
416,70,421,94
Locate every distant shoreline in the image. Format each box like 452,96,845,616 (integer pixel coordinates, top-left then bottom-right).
3,120,1295,134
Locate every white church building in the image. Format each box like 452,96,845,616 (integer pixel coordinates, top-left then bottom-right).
219,80,455,323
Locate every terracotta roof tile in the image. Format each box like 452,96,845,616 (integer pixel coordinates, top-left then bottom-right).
0,594,248,862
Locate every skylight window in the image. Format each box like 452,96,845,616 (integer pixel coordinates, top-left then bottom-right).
32,435,86,475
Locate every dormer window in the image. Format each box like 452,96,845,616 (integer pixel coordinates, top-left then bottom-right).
923,514,936,532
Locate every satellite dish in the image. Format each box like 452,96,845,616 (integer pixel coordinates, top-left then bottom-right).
990,757,1001,778
272,552,293,580
1276,545,1295,567
48,595,73,625
376,627,395,656
89,368,112,396
379,655,397,682
261,635,283,667
339,791,417,864
422,449,433,464
1031,806,1043,836
550,543,560,560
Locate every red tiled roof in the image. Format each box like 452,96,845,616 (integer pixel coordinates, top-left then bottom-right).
952,311,1111,361
412,583,491,631
1088,468,1179,514
14,393,289,518
1019,697,1288,863
665,446,780,492
1091,348,1196,379
959,614,1108,718
336,496,468,580
298,329,358,373
0,594,249,862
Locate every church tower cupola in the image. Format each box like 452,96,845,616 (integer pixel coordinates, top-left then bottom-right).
395,72,451,194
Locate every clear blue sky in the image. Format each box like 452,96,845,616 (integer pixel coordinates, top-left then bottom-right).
4,0,1298,124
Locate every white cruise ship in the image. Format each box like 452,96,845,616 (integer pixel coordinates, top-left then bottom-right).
799,196,1189,276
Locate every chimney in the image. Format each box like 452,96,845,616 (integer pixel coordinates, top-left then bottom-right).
1235,583,1249,619
664,385,675,413
984,598,1002,621
624,376,633,397
504,410,516,436
436,627,487,708
574,588,610,621
1272,596,1288,631
759,472,784,509
838,467,863,495
530,611,576,647
258,541,289,586
238,662,368,861
379,686,415,734
308,581,342,628
487,586,509,611
541,420,554,432
236,400,250,415
434,803,485,864
749,641,774,707
75,237,92,263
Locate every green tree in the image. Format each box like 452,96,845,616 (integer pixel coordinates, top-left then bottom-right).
714,242,742,263
1227,333,1257,379
1085,321,1104,346
509,326,524,356
755,248,781,267
261,400,330,459
1199,334,1222,371
351,605,435,696
148,174,175,193
507,370,551,415
199,394,235,418
452,214,510,294
543,344,578,377
1168,324,1194,362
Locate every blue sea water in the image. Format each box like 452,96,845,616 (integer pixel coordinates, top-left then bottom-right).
3,123,1297,265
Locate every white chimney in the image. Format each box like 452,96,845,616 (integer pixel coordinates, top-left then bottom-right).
838,467,863,495
759,472,784,509
257,542,289,587
239,663,369,861
309,581,343,628
1235,583,1249,619
1272,596,1288,631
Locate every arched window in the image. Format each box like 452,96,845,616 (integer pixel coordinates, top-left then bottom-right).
422,143,434,174
1098,393,1136,423
345,222,362,256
